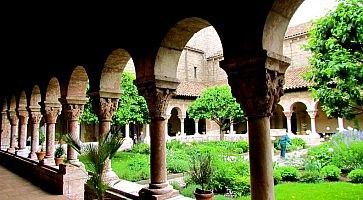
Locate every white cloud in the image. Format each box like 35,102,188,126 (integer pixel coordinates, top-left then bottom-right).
289,0,338,26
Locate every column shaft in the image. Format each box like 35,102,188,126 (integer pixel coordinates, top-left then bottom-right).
67,120,79,160
248,117,274,199
150,119,167,184
46,123,55,157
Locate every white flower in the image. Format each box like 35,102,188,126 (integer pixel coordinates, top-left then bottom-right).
328,148,334,152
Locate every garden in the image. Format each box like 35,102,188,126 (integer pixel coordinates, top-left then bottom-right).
79,130,363,199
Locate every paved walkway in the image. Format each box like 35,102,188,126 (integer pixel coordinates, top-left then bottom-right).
0,165,66,200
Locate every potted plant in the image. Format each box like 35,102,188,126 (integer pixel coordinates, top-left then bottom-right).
189,152,214,200
54,144,65,166
36,128,46,160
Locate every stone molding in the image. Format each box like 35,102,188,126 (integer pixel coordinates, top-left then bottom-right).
220,51,290,118
92,97,119,121
17,110,29,125
307,110,318,118
283,111,292,119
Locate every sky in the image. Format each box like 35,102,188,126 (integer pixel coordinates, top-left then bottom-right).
289,0,338,26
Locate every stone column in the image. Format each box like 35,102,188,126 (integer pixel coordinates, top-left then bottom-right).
122,123,134,151
283,111,292,134
17,109,28,149
7,110,18,153
16,109,29,156
230,119,235,134
221,51,290,200
338,117,344,131
144,123,150,144
92,96,119,182
179,115,185,136
308,110,320,140
1,110,9,150
137,78,179,199
28,108,42,159
194,119,199,135
64,102,84,164
44,103,61,161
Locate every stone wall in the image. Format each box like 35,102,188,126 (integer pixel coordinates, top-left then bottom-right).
283,34,310,68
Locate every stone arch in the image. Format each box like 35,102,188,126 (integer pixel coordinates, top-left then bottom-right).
30,85,42,108
67,66,89,99
291,101,310,134
263,0,304,54
166,106,183,117
155,17,211,80
270,104,287,129
18,91,27,110
168,107,181,136
100,48,132,94
46,78,61,103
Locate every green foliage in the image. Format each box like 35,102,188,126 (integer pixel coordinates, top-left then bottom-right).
112,72,149,126
65,126,124,200
304,0,363,120
307,143,333,167
299,171,323,183
180,183,199,198
54,145,65,158
189,152,213,190
187,85,245,135
39,128,46,147
276,166,300,181
230,176,250,197
304,159,323,172
129,143,150,154
348,168,363,183
80,97,99,125
273,170,282,185
321,165,341,181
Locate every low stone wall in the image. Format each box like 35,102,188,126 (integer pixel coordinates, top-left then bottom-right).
167,133,248,143
0,150,88,200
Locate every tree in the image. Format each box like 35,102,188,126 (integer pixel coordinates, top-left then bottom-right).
80,72,150,127
187,85,245,140
112,72,149,126
304,0,363,120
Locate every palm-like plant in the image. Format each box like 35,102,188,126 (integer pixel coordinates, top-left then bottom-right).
64,126,124,200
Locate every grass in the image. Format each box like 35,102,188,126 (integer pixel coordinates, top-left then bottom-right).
215,182,363,200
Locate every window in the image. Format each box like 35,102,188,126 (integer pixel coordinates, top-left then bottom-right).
194,66,197,79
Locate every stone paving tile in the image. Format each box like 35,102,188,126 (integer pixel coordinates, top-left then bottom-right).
0,165,66,200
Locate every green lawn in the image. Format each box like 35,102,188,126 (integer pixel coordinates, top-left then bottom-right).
215,182,363,200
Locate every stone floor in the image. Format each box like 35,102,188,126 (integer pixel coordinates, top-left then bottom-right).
0,165,66,200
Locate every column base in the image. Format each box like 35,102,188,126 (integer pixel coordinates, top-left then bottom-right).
102,169,119,184
120,137,134,151
139,184,179,200
28,152,37,160
7,147,15,153
44,157,55,166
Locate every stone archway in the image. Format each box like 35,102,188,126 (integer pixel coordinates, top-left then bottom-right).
291,102,310,135
270,104,287,129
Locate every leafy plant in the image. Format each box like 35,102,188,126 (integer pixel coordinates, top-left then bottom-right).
348,169,363,183
189,152,213,190
64,126,124,200
321,165,341,181
54,145,65,158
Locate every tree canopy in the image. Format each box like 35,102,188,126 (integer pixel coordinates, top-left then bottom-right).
304,0,363,119
80,72,150,125
187,85,245,137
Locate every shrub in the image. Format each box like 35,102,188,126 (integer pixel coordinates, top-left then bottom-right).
304,159,323,172
299,171,322,183
273,170,282,185
307,143,333,167
230,176,250,197
180,183,198,198
321,165,341,181
348,169,363,183
276,166,300,181
167,157,189,173
129,143,150,154
167,140,187,150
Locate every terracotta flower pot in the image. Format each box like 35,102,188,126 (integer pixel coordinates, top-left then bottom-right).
36,151,46,161
194,188,214,200
55,157,64,166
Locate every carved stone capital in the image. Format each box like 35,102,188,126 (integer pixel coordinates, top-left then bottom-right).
30,111,42,124
92,97,119,121
307,110,318,118
44,106,61,124
220,51,290,118
64,104,84,121
283,111,292,119
136,78,179,120
17,109,29,125
8,110,18,126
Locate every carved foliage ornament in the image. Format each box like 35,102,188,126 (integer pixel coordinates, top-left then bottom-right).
8,111,18,126
97,98,118,121
30,112,42,124
65,104,84,121
45,106,61,123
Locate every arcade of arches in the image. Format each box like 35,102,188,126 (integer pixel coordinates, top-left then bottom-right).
1,1,357,200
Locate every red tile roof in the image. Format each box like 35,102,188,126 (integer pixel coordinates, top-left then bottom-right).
176,82,208,97
284,67,312,90
285,22,312,39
